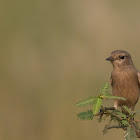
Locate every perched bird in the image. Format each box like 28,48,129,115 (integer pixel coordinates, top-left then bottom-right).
106,50,140,111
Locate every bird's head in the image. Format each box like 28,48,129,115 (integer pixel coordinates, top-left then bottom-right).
106,50,133,68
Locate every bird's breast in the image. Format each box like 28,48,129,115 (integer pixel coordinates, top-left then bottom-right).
112,70,140,107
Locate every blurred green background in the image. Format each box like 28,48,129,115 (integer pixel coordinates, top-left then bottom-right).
1,1,140,140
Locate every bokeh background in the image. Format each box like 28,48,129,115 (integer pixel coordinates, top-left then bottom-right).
1,1,140,140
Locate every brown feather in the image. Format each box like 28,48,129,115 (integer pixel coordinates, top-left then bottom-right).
106,50,140,110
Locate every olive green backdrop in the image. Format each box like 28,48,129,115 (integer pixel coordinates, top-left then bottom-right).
0,1,140,140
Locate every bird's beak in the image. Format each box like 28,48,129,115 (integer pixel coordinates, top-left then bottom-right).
106,57,114,61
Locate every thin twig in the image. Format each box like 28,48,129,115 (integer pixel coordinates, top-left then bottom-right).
107,125,125,129
104,107,116,110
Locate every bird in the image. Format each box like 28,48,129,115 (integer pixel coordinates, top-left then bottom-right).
106,50,140,111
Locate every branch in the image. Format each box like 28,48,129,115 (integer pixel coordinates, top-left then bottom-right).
131,121,140,138
101,107,122,122
107,125,125,130
104,107,116,110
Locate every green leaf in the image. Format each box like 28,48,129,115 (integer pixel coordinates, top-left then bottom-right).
77,110,93,120
124,126,137,140
93,97,103,115
103,120,112,135
113,110,127,119
99,82,110,95
123,106,131,114
97,117,102,123
121,120,129,127
75,96,96,107
101,94,126,100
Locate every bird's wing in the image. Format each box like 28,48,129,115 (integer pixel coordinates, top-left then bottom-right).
110,75,113,87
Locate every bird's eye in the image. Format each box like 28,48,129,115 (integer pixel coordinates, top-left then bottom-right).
120,56,125,59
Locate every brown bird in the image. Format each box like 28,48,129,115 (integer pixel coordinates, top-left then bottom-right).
106,50,140,111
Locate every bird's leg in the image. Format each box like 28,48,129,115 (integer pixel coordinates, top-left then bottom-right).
114,100,118,110
131,106,135,111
